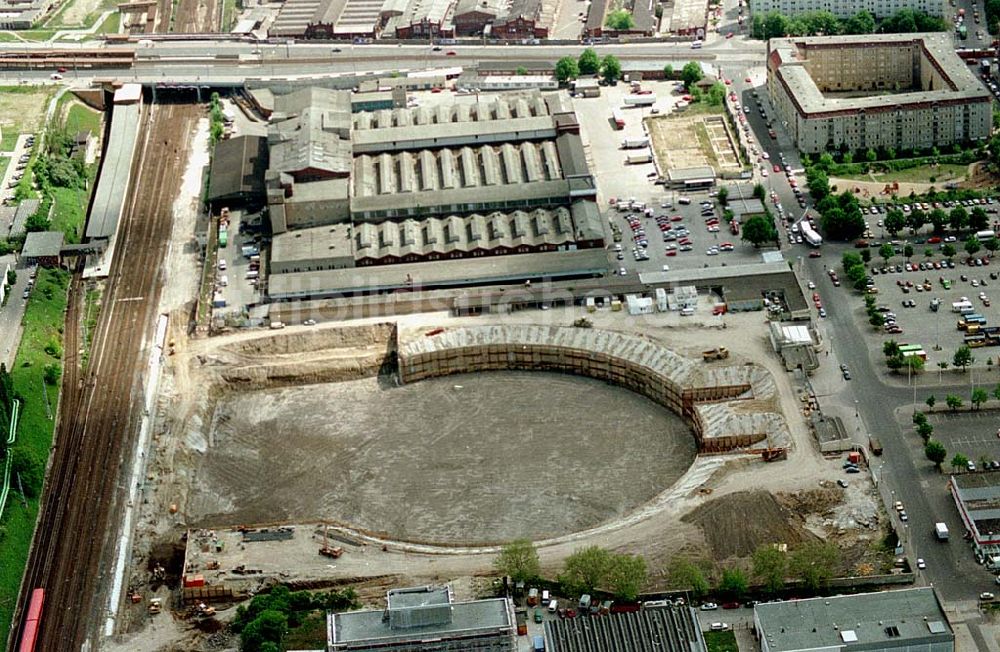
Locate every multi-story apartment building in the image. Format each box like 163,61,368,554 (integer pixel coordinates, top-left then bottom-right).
767,33,991,155
749,0,944,19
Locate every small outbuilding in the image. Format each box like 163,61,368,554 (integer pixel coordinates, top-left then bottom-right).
22,231,64,268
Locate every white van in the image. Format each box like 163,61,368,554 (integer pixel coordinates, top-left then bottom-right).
548,599,558,613
691,40,703,49
680,306,695,316
541,590,550,602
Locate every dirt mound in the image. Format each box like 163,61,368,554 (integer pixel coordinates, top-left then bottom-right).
682,490,819,559
775,487,842,515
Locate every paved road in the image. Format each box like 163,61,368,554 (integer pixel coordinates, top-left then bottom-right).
802,246,1000,601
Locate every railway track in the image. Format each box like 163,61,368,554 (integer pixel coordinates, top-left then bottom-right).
11,100,201,650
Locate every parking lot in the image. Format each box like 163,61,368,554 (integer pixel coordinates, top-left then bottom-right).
926,411,1000,470
806,199,1000,370
571,81,781,277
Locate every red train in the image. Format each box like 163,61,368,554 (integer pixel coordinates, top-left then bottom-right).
18,588,44,652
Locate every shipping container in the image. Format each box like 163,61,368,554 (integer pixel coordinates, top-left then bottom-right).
621,137,650,149
623,94,656,106
625,152,653,164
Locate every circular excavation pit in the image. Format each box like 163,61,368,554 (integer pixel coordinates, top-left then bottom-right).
186,371,698,545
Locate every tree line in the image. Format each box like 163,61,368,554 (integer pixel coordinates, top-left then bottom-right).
752,9,947,40
494,537,843,603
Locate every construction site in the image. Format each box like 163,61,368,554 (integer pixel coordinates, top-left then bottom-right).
85,302,894,650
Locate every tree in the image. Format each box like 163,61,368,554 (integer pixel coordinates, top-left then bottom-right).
884,208,905,236
913,410,928,426
865,148,878,162
742,215,778,247
886,353,905,371
953,345,974,371
494,539,540,583
970,206,990,231
680,61,702,89
717,568,748,599
861,249,871,263
763,10,789,38
822,206,866,241
879,243,894,263
907,208,927,232
869,312,885,328
917,421,934,440
561,546,611,594
717,187,729,205
789,542,838,591
240,609,288,652
945,394,963,411
993,383,1000,402
949,205,969,231
600,55,622,83
951,452,970,472
605,8,634,29
807,170,830,202
942,243,957,260
883,339,901,357
10,447,43,498
43,363,60,386
753,183,767,200
667,558,709,597
925,439,947,469
965,236,982,257
707,82,726,106
928,208,949,234
555,57,579,82
905,355,925,373
578,48,600,76
972,387,989,410
663,64,674,79
903,244,914,259
925,395,936,410
924,248,934,259
986,237,1000,256
842,9,875,33
607,553,647,601
5,269,14,286
751,545,787,594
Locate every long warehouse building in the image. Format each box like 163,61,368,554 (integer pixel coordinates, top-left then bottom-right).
244,87,605,302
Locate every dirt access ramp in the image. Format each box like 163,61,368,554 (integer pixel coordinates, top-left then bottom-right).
191,322,398,391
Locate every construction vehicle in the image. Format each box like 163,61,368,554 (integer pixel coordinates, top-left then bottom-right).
702,347,730,361
319,526,344,558
761,448,787,462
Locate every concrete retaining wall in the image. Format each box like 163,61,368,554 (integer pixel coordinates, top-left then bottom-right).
398,328,754,452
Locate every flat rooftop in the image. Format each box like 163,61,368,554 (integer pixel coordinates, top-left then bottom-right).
755,588,952,652
330,596,512,647
268,248,608,298
770,33,991,116
951,470,1000,540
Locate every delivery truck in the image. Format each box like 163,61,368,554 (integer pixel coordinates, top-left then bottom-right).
935,522,949,540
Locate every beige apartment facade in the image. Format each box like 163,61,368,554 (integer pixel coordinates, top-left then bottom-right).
749,0,944,19
768,33,991,155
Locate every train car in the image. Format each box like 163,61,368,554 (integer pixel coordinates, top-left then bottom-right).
19,588,44,652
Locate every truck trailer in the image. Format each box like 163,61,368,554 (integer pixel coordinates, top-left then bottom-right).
934,522,949,540
625,152,653,164
621,137,650,149
623,95,656,107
